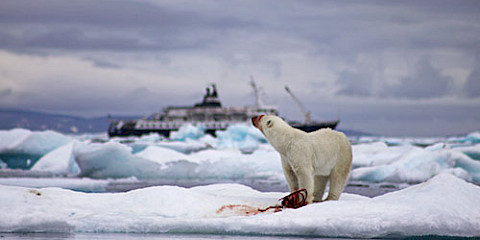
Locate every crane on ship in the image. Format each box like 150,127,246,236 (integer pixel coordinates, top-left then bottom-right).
284,86,312,124
249,75,264,108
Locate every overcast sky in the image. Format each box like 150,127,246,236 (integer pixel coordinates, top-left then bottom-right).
1,0,479,136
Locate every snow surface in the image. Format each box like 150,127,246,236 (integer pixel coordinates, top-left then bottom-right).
1,127,480,185
0,173,479,238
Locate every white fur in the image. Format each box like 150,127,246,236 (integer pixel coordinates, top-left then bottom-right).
256,115,352,203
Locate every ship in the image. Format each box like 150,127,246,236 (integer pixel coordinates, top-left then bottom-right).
108,79,339,138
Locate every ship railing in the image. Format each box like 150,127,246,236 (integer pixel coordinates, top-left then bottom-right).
135,120,252,130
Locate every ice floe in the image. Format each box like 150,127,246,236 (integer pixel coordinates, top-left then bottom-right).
0,173,478,238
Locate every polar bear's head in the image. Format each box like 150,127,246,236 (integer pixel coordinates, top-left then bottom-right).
252,115,294,151
251,115,291,136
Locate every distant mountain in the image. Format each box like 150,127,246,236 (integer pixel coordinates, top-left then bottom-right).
0,109,140,134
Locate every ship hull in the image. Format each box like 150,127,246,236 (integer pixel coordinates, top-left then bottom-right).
108,120,339,138
108,128,221,138
289,120,340,132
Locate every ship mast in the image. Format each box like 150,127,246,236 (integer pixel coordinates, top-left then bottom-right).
285,86,312,124
249,75,264,108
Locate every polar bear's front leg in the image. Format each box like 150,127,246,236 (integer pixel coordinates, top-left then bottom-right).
281,154,299,192
294,167,315,204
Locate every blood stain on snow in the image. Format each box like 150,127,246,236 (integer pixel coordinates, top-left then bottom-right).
216,204,272,216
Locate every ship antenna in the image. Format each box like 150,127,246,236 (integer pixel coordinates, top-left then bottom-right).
249,75,264,108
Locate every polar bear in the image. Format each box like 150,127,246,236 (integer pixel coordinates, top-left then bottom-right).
252,115,352,203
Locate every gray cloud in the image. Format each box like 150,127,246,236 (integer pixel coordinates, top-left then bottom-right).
386,57,454,99
0,0,206,27
464,67,480,98
0,0,479,136
337,70,374,97
279,1,480,58
0,0,253,53
86,58,121,69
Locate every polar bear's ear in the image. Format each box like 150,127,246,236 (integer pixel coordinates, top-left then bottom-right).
266,120,273,128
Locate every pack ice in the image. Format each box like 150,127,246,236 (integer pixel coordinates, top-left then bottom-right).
1,127,480,185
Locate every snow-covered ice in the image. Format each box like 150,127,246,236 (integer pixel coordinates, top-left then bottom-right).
0,173,479,238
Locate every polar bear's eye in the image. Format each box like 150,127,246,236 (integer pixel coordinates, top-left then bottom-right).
266,120,273,128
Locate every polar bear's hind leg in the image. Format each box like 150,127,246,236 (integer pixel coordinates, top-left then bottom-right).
325,172,344,200
325,161,351,201
313,175,328,202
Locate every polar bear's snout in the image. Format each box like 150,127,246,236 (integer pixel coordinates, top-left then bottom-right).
251,115,264,129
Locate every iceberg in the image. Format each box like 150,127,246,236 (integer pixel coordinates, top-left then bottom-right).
27,139,280,181
0,174,478,238
447,131,480,144
351,146,480,183
0,129,72,169
452,144,480,160
134,145,192,164
170,124,206,141
215,124,267,152
74,141,163,179
186,147,282,180
31,142,80,176
132,147,282,181
351,142,414,168
155,139,210,154
0,129,71,156
0,128,31,151
459,131,480,143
